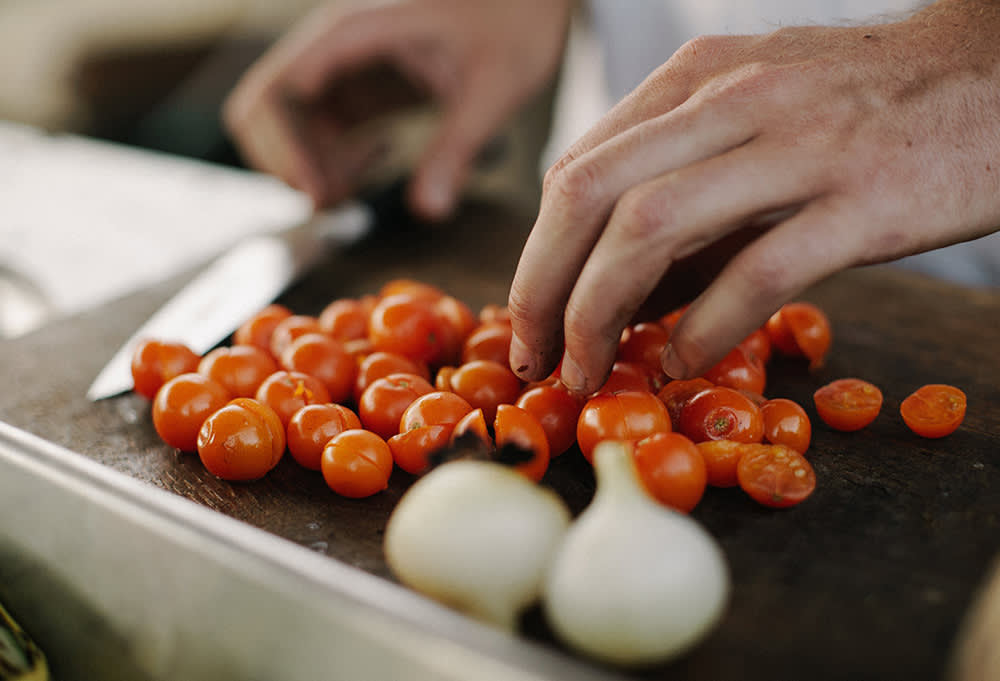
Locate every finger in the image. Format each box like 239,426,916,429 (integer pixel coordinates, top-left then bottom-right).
507,94,756,384
663,197,859,379
556,140,827,394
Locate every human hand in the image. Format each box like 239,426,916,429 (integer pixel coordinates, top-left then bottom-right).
223,0,572,220
507,0,1000,394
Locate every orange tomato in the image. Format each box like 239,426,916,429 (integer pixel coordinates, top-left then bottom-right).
632,432,707,513
900,384,967,438
760,397,812,453
813,378,883,432
576,390,672,463
197,398,285,481
737,444,816,509
152,373,230,452
321,429,393,498
131,338,201,400
286,403,362,470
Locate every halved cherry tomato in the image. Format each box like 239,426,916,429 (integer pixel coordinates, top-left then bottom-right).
233,304,292,352
318,296,376,342
369,293,447,365
766,302,832,369
398,391,473,433
679,386,765,444
632,432,707,513
445,359,523,423
760,397,812,453
152,373,230,452
813,378,883,432
286,403,362,470
576,390,672,463
737,443,816,508
353,351,430,403
696,440,763,488
657,377,714,431
515,383,584,457
197,398,285,481
198,344,278,398
269,314,324,358
462,321,513,366
131,338,201,400
321,429,393,498
451,407,493,451
494,403,550,482
702,345,767,396
279,333,356,404
900,384,967,438
357,372,435,440
254,370,331,427
388,424,453,475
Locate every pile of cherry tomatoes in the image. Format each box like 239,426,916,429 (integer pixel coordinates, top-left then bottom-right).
131,278,967,513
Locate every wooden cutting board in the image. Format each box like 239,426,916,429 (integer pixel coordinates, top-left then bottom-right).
1,200,998,681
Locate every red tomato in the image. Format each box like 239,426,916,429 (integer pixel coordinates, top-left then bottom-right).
131,338,201,400
398,391,473,433
197,398,285,481
739,327,772,365
701,345,767,396
353,351,430,403
617,322,670,376
233,304,292,352
679,386,765,444
369,293,447,365
576,390,673,463
737,444,817,508
659,304,688,334
286,403,362,470
656,377,714,431
766,302,832,369
268,314,324,359
632,432,707,513
696,440,762,488
254,370,331,427
462,321,513,366
357,373,435,439
318,296,375,342
760,398,812,453
813,378,883,432
515,384,584,457
592,361,654,396
446,359,523,423
388,424,453,475
321,429,393,498
900,384,967,438
279,333,357,404
152,373,230,452
494,404,550,482
198,344,278,398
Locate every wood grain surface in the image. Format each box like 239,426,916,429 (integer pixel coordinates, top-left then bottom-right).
1,200,998,681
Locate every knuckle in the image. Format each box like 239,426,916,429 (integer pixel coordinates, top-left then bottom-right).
543,155,603,209
612,185,678,244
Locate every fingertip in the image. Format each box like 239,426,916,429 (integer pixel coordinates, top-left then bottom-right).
508,332,536,380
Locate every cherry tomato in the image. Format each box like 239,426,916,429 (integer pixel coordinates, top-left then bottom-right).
268,314,324,359
696,440,763,488
813,378,883,432
576,390,673,463
494,404,550,482
318,296,375,342
658,304,688,334
279,333,357,404
388,425,453,475
432,295,479,366
152,373,230,452
679,386,765,444
592,361,654,396
286,403,362,470
357,372,435,439
900,384,967,438
737,444,817,508
233,304,292,352
766,302,832,369
434,365,457,391
618,322,670,376
760,398,812,453
478,303,512,325
632,432,707,513
446,359,523,423
197,398,285,481
321,429,393,498
353,351,430,403
131,338,201,400
398,391,473,433
378,278,445,302
515,383,584,457
702,344,767,396
369,293,447,365
656,377,714,431
739,327,772,365
462,321,513,366
254,370,331,427
450,407,493,451
197,344,278,398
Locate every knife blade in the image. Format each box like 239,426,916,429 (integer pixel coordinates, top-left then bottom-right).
87,180,408,401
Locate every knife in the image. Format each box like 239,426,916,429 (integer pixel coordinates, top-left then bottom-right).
87,179,409,401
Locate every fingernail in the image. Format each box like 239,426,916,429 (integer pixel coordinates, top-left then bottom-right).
420,169,453,220
662,343,689,379
560,354,586,393
509,333,534,378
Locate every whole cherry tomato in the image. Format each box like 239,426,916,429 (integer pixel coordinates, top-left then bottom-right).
494,404,550,482
701,345,767,396
197,398,285,481
462,321,513,366
353,351,430,403
198,344,278,398
152,373,230,452
765,302,832,369
254,370,331,427
131,338,201,400
432,295,479,366
388,424,453,475
760,397,812,453
576,390,673,463
318,296,375,342
398,391,474,433
233,304,292,352
286,403,362,470
737,443,816,508
268,314,324,359
592,361,655,396
279,333,356,404
812,378,883,432
378,278,445,301
446,359,523,423
368,294,447,365
656,377,714,431
321,429,393,498
357,373,435,439
900,384,967,439
478,303,512,325
679,386,765,444
739,327,772,365
631,432,707,513
617,322,670,376
515,383,584,457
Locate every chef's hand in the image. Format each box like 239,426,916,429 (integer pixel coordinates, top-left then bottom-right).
507,0,1000,394
223,0,572,220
